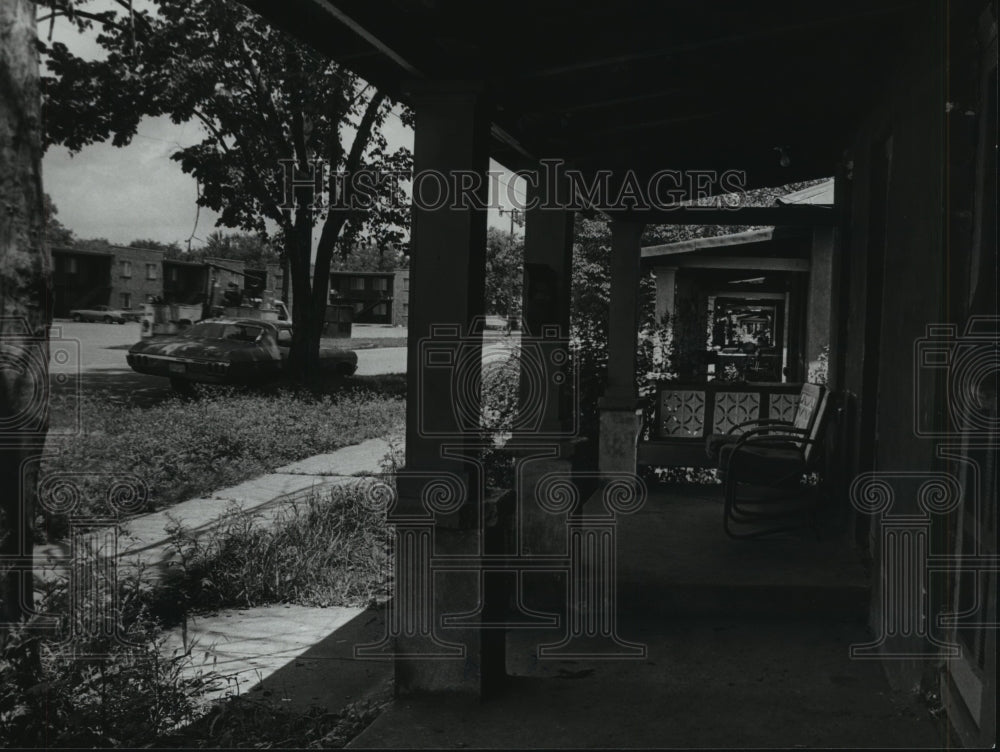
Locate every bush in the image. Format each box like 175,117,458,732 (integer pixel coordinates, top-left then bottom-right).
0,559,217,747
165,480,391,611
41,387,404,539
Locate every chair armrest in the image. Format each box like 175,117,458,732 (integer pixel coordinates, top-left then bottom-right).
732,430,817,455
733,424,809,441
722,434,820,488
725,418,793,435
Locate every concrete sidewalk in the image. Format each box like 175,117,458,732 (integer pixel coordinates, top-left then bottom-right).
33,435,400,581
38,434,400,733
162,604,392,708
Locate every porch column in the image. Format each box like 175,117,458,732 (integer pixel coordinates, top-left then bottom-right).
805,226,835,380
653,265,677,324
599,220,644,473
652,265,677,367
396,81,492,696
508,177,576,633
519,176,574,434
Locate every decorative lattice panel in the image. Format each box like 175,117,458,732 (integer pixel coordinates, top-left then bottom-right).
658,390,706,437
769,393,799,424
713,391,760,434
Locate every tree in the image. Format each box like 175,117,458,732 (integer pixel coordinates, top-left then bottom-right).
44,194,74,248
39,0,411,379
329,242,407,273
484,227,523,318
1,0,50,629
201,230,278,267
128,238,182,254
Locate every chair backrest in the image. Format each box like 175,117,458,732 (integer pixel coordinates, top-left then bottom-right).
800,390,831,465
792,383,825,431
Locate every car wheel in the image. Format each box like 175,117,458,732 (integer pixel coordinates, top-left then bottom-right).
103,316,113,324
72,314,82,322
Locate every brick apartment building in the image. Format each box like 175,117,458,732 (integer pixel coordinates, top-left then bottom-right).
51,245,289,317
329,269,409,326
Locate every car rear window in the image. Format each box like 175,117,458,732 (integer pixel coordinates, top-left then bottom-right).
183,322,263,342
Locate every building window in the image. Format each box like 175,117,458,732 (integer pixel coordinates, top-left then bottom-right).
146,263,158,280
374,302,387,316
64,257,78,274
120,292,132,309
373,277,388,291
169,267,179,282
350,277,365,291
120,260,132,278
402,275,409,292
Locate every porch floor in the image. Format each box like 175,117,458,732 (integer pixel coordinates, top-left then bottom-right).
616,483,869,618
351,484,948,749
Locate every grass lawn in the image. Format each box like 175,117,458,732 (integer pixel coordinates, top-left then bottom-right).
41,375,405,538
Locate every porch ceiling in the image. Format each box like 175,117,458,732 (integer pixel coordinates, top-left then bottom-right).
243,0,910,195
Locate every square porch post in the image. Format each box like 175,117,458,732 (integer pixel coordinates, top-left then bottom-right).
599,220,645,473
653,265,677,325
394,81,492,696
518,181,574,436
506,177,577,643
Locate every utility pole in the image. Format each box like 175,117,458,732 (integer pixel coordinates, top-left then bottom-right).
498,207,522,235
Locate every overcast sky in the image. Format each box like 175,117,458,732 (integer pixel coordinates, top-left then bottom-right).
41,3,524,251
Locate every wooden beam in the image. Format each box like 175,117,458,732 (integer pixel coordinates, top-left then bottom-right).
618,205,837,226
666,256,810,272
642,229,776,257
516,89,685,116
522,4,910,79
303,0,422,76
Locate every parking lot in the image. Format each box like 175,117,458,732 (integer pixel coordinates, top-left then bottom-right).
49,319,407,372
46,320,408,404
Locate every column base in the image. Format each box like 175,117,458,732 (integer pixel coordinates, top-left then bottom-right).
598,406,644,473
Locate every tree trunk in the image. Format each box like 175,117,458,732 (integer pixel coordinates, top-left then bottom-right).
280,251,290,305
286,208,321,382
0,0,51,629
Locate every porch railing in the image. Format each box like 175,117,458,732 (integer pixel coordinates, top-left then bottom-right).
638,381,804,468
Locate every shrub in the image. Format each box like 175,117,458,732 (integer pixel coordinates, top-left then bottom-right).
165,480,391,611
808,345,830,386
0,558,218,747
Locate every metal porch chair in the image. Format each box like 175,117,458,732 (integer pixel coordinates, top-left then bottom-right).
716,389,833,539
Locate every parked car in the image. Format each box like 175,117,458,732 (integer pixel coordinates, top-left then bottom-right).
126,318,358,391
69,305,130,324
120,308,145,323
